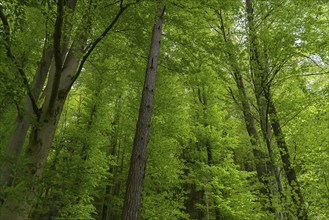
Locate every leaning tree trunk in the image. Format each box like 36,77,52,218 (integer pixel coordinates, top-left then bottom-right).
0,46,53,202
0,5,54,200
266,92,308,220
245,0,307,219
0,1,128,218
121,5,165,220
216,10,275,212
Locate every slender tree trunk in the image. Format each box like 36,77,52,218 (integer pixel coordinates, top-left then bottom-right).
256,93,290,219
245,0,307,219
266,93,308,220
216,11,274,212
121,5,165,220
101,99,122,220
233,70,276,212
197,86,221,219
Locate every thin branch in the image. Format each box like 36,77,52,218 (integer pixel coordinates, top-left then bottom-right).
104,0,121,8
228,87,240,107
266,58,289,87
68,4,129,90
300,53,329,73
168,1,200,11
299,72,329,76
217,10,227,43
255,6,275,29
0,5,40,116
279,102,314,130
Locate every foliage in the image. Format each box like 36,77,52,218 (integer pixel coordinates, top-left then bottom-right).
0,0,328,219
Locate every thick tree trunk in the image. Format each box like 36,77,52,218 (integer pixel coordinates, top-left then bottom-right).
0,28,80,219
0,94,69,219
1,1,127,217
0,0,75,205
121,5,165,220
0,47,53,202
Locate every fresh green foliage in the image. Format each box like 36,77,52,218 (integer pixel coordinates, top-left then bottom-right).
0,0,328,219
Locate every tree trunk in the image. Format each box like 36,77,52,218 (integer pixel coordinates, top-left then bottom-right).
0,47,53,202
245,0,307,219
0,2,127,218
101,99,122,220
121,5,165,220
256,91,289,219
216,10,274,211
267,94,308,220
0,27,80,219
233,70,276,213
0,94,68,219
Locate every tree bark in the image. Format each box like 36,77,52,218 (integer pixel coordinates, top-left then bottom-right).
266,93,308,220
121,5,165,220
0,46,53,201
0,2,128,218
101,99,122,220
245,0,307,219
0,9,52,186
216,10,274,212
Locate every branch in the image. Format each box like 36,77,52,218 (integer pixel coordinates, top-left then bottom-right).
0,5,40,116
280,102,313,129
168,1,200,11
68,4,129,89
300,53,329,73
53,0,64,70
299,72,329,76
217,10,227,42
266,58,289,87
104,1,121,8
228,87,240,107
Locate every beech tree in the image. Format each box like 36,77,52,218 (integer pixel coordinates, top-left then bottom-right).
0,0,328,219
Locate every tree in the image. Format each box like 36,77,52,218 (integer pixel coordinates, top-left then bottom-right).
0,1,132,218
0,0,328,219
245,0,307,218
121,4,166,220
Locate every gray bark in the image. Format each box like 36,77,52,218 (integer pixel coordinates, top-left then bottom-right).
0,46,53,202
0,2,127,218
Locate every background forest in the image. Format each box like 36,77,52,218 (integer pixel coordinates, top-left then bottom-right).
0,0,328,219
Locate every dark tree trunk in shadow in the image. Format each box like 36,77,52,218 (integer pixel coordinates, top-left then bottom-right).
266,92,308,220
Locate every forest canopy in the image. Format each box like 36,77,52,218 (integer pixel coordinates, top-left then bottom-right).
0,0,328,219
